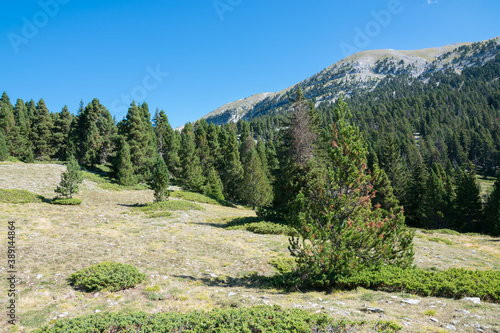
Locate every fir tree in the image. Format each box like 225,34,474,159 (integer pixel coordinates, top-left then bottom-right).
55,156,83,198
151,154,170,202
287,97,414,286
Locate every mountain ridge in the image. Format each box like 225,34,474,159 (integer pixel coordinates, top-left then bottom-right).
182,36,500,128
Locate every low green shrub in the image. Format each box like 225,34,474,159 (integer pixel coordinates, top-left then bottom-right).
419,228,460,235
428,237,453,245
335,266,500,302
33,306,402,333
0,189,44,203
133,200,203,215
51,198,82,205
225,217,298,236
69,262,146,292
171,190,234,207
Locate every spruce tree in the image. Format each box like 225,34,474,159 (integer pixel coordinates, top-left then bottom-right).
115,138,137,186
55,156,83,198
151,154,170,202
287,97,414,286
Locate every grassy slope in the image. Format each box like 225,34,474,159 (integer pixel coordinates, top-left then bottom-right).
1,162,499,332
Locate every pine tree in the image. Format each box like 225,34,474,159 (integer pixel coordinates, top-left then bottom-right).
151,154,170,202
0,130,8,161
240,148,273,209
203,167,225,201
115,138,137,186
484,174,500,236
287,97,414,286
380,134,407,200
218,124,243,200
51,106,73,160
403,157,429,228
119,101,155,181
179,123,205,192
55,156,83,198
31,99,53,160
371,163,400,216
153,109,180,179
76,99,116,166
453,164,483,232
422,170,449,229
0,92,26,158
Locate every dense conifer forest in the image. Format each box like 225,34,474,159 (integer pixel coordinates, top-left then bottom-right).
1,54,499,237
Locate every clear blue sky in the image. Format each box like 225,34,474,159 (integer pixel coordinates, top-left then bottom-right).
1,0,499,127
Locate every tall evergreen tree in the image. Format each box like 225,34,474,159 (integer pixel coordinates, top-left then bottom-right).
484,174,500,236
31,99,53,160
153,109,180,178
54,156,83,198
453,164,483,232
240,148,273,209
371,163,400,216
380,134,407,200
151,154,170,202
203,166,225,201
218,124,243,200
51,106,73,160
179,123,205,192
403,156,429,227
287,97,414,286
0,130,8,161
115,138,137,186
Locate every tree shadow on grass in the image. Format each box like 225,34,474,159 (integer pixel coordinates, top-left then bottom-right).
172,272,304,293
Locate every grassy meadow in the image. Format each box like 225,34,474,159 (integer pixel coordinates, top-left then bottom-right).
1,162,499,332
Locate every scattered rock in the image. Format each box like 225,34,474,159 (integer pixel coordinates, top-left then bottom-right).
446,324,456,331
95,310,101,313
227,292,236,297
462,297,480,304
402,299,420,305
430,317,439,322
209,273,218,278
362,307,385,313
261,295,270,299
36,274,43,279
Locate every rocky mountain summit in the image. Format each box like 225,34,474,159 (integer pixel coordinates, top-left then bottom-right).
191,37,500,126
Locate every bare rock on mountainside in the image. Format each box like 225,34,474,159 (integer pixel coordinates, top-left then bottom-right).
183,36,500,127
